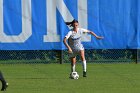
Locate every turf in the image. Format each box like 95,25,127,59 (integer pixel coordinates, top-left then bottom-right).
0,63,140,93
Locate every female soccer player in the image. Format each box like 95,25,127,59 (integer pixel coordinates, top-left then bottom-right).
63,19,103,78
0,71,8,91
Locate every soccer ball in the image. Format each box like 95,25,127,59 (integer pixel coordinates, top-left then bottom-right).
70,72,79,79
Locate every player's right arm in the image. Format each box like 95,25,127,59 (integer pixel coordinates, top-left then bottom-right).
63,38,72,53
63,31,73,53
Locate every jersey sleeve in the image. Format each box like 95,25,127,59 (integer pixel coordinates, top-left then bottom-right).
65,31,72,39
80,28,90,33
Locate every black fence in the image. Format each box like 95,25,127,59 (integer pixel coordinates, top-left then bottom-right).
0,49,139,64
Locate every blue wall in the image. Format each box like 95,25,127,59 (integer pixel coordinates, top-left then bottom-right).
0,0,140,50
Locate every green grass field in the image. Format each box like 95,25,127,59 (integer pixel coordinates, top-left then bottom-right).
0,63,140,93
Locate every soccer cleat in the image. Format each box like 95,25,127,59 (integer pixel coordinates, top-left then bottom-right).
1,82,8,91
83,71,87,77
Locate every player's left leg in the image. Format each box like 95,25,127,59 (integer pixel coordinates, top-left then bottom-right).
0,71,8,91
80,50,87,77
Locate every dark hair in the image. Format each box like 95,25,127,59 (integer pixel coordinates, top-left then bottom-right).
65,19,78,27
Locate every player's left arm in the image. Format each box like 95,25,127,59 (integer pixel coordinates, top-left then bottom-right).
82,29,104,39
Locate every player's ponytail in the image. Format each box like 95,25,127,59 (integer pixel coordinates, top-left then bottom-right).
65,22,72,26
65,19,78,27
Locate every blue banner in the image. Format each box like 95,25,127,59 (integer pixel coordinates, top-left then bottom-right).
0,0,140,50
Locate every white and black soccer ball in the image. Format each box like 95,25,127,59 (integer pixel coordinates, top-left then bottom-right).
70,72,79,79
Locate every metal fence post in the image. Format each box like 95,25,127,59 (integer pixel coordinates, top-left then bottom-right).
136,49,139,64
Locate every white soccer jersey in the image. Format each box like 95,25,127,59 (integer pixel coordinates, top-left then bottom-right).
65,28,89,51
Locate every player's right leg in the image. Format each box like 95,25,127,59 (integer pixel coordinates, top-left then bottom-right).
70,56,76,72
69,56,76,78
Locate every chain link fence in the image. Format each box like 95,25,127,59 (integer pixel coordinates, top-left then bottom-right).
62,49,138,63
137,49,140,63
0,49,138,64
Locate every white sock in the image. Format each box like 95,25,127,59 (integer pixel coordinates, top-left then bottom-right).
82,60,86,72
71,64,75,72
